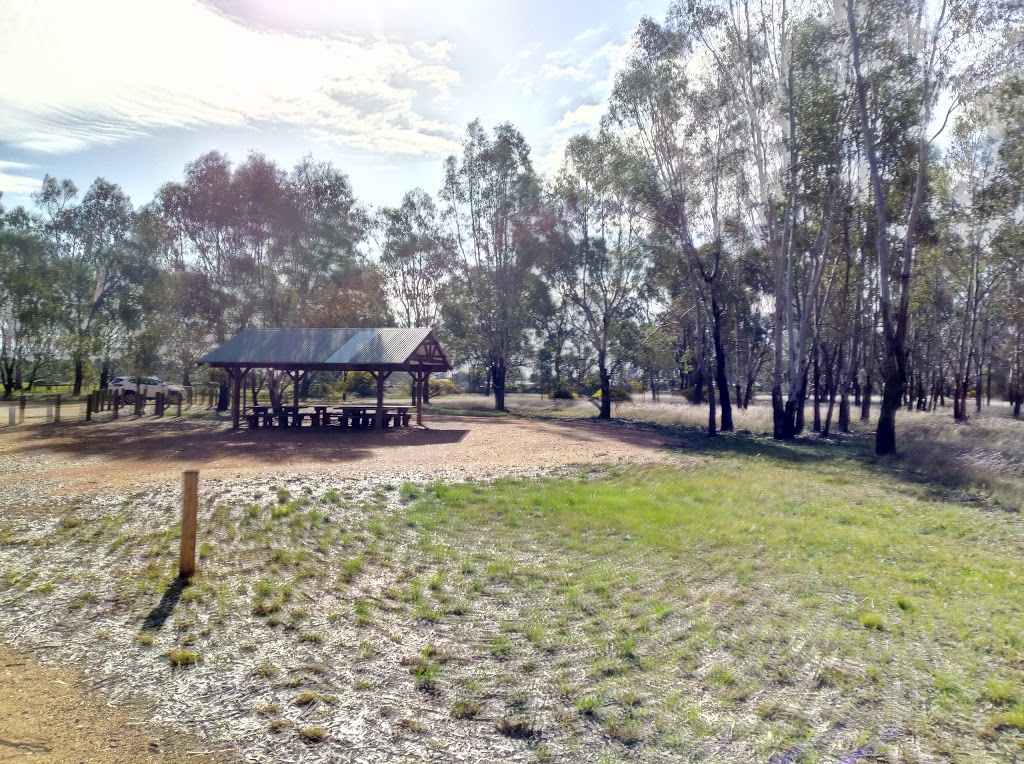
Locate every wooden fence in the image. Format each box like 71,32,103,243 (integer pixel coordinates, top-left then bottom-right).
0,385,222,428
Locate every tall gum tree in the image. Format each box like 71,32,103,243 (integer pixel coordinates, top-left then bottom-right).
441,120,541,411
608,16,735,433
845,0,1019,453
678,0,848,439
546,132,650,420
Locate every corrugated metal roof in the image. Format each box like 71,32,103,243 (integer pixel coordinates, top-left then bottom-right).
198,328,448,369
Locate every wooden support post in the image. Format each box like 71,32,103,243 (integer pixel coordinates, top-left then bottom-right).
85,394,93,422
54,394,61,424
231,368,242,430
134,388,143,416
374,370,385,429
179,469,199,578
416,372,424,426
157,392,165,417
19,394,26,424
113,389,120,419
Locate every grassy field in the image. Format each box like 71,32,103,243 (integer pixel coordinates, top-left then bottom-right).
1,410,1022,762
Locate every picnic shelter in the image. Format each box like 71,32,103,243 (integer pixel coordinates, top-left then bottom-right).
198,328,451,430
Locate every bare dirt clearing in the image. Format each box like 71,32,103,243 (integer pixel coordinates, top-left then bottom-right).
0,414,679,497
0,648,226,764
0,414,681,763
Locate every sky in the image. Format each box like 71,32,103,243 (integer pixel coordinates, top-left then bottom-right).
0,0,667,214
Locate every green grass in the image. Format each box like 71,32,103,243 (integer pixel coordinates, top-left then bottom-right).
4,417,1022,762
396,455,1024,760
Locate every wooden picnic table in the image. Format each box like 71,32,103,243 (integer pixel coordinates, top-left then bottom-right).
246,404,412,429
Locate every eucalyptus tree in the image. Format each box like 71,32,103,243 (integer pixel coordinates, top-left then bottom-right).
0,223,59,397
375,188,454,329
545,131,650,419
608,16,736,434
286,157,367,327
155,151,235,343
677,0,849,438
440,120,542,411
937,110,1016,420
34,176,152,395
845,0,1021,453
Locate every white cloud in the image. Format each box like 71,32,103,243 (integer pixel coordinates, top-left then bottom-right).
540,63,586,80
0,1,462,158
575,25,607,41
554,104,604,131
0,160,40,195
516,77,535,97
545,48,575,62
414,40,456,60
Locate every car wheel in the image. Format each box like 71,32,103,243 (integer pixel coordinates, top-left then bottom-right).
123,390,136,405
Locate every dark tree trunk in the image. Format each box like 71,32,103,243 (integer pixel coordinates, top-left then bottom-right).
838,394,850,433
743,377,755,409
598,353,611,420
860,375,872,422
812,344,822,434
692,367,706,405
99,361,110,390
73,359,84,396
217,377,230,411
491,363,506,411
707,376,717,437
711,296,733,431
773,385,792,439
795,370,808,436
875,358,904,455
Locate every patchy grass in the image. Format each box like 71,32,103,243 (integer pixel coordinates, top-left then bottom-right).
394,454,1024,761
2,425,1022,762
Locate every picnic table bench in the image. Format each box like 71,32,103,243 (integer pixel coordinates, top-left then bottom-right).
245,404,411,429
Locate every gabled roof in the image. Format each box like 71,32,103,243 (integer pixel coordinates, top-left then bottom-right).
198,328,451,371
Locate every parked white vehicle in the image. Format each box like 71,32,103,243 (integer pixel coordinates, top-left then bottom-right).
107,376,184,405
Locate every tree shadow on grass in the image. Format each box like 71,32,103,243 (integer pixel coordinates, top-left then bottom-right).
536,411,874,467
141,577,189,632
571,414,1015,510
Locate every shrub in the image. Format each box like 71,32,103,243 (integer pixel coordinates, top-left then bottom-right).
429,378,459,397
549,387,577,400
591,387,633,404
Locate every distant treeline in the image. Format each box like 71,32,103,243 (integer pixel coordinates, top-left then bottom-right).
1,0,1022,453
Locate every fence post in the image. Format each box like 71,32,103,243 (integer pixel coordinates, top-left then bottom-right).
156,392,165,418
134,390,143,417
86,395,93,422
179,470,199,578
19,395,26,424
113,389,120,419
8,407,15,426
54,394,61,424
